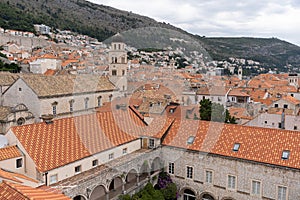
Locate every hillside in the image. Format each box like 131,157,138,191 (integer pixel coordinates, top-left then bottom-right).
1,0,300,70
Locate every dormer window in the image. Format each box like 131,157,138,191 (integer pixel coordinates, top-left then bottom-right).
282,150,290,160
187,136,195,145
233,143,240,152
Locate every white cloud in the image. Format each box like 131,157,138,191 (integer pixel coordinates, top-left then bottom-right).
88,0,300,45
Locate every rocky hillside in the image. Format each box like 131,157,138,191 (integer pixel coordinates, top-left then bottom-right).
1,0,300,70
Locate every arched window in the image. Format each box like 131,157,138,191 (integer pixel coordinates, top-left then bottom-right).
84,98,89,110
69,99,75,112
97,96,102,107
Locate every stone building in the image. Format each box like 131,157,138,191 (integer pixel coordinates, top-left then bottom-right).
2,74,116,122
2,105,300,200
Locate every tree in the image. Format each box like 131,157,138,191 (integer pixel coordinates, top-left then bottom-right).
199,99,236,124
199,99,212,121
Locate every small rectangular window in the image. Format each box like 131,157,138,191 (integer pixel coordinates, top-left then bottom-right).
50,174,58,184
16,158,22,168
205,170,213,184
275,104,279,108
283,104,288,109
168,163,174,174
282,150,290,160
75,165,81,173
294,126,297,130
187,136,195,144
278,123,282,128
277,186,287,200
109,153,114,160
186,166,193,179
122,148,127,155
18,87,22,91
52,105,56,115
149,139,155,148
112,70,117,76
233,143,240,152
251,180,261,195
92,159,98,167
227,175,236,190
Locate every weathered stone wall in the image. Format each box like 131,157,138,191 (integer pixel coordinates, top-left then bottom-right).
162,146,300,200
0,33,49,50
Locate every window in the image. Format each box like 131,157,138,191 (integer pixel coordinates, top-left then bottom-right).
92,159,98,167
112,70,117,76
277,186,287,200
97,96,102,107
291,94,294,97
50,174,58,184
109,94,113,102
69,100,74,112
186,166,193,179
278,123,282,129
168,163,174,174
233,143,240,152
294,126,297,130
75,165,81,173
122,69,125,76
18,87,22,91
227,175,236,190
52,105,56,115
109,153,114,160
84,98,89,110
264,121,267,124
283,104,288,109
274,104,279,108
187,136,195,145
122,148,127,154
149,139,155,148
16,158,22,168
218,97,222,102
251,180,261,195
282,150,290,160
205,170,213,184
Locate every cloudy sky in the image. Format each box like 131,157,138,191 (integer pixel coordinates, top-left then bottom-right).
88,0,300,46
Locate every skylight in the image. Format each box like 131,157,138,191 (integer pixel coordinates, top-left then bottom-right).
282,150,290,160
187,136,195,145
233,143,240,152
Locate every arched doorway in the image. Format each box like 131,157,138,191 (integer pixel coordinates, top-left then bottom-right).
151,157,162,175
90,185,106,200
139,161,150,182
108,176,123,199
125,169,138,190
73,195,87,200
183,189,196,200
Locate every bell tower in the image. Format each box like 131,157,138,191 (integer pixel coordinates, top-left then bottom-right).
108,33,128,94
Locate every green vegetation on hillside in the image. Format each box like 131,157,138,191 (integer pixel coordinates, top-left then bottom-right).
1,0,300,71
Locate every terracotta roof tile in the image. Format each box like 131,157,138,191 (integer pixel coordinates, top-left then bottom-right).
11,109,145,172
0,169,39,184
17,74,116,98
0,181,71,200
163,120,300,169
0,146,22,161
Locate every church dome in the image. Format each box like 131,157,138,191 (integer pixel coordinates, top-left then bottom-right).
112,33,124,43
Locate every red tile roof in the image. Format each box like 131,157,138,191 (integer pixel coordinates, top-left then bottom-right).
0,168,39,184
0,146,22,161
163,120,300,169
0,181,71,200
11,109,146,172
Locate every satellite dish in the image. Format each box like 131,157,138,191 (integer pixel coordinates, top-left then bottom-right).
0,135,8,148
